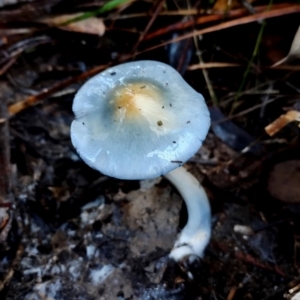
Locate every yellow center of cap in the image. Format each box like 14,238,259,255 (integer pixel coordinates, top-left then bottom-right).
109,82,176,133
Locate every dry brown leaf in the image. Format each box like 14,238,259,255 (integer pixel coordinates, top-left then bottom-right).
272,25,300,67
213,0,257,12
40,13,106,36
265,110,300,136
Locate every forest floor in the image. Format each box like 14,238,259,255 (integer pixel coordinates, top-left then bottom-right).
0,0,300,299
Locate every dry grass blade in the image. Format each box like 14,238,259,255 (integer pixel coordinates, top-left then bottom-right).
139,4,300,55
188,62,300,71
188,62,242,69
0,28,33,36
131,0,166,54
0,35,52,75
272,25,300,67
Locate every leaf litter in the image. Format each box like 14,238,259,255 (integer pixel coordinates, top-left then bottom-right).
0,0,300,299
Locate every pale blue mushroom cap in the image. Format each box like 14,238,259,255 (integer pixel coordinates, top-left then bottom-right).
71,60,210,180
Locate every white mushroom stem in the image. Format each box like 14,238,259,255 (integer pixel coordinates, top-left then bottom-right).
164,166,211,261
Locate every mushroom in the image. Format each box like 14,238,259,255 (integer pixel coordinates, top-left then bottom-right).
71,60,211,262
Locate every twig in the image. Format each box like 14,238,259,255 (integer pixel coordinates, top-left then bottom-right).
212,96,281,124
235,250,286,277
265,110,300,136
144,3,291,41
8,64,108,116
0,56,19,76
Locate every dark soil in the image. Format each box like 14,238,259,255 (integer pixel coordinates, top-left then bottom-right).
1,1,300,299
